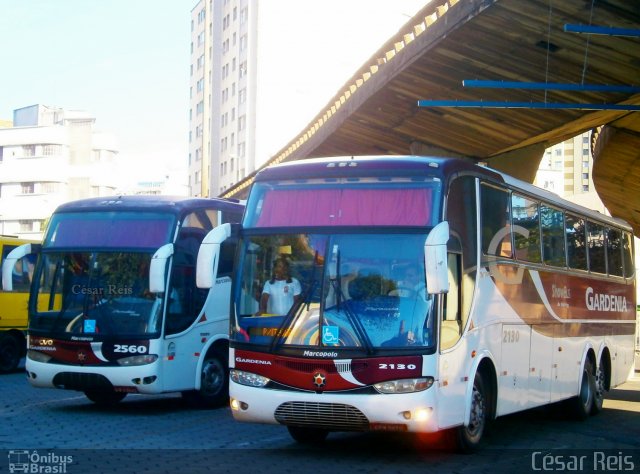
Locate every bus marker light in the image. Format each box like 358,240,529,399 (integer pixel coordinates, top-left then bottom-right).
471,350,477,358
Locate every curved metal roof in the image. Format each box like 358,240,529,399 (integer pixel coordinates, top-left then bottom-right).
223,0,640,234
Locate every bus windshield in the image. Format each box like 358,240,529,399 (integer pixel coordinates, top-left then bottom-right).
28,210,176,338
232,233,435,352
30,251,162,337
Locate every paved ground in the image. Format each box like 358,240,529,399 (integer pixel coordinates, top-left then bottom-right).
1,360,639,473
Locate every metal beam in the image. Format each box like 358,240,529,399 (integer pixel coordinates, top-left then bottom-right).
462,80,640,93
416,100,640,111
564,24,640,37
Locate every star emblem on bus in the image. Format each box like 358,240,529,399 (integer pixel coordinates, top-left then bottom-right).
77,351,87,362
313,372,326,388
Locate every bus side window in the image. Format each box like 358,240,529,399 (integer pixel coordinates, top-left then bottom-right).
165,228,208,336
441,251,462,350
566,214,588,271
218,239,237,278
480,183,512,259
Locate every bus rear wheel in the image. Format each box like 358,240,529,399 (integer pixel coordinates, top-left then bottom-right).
569,359,595,420
84,389,127,406
0,334,22,373
455,372,487,453
591,359,607,415
287,426,329,444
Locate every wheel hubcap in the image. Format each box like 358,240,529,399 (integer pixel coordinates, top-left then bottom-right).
468,385,485,437
202,359,223,395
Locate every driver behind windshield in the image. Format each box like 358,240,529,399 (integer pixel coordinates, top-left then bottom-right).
258,257,301,315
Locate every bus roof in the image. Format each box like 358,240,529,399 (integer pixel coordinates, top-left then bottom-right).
254,155,631,231
53,195,244,217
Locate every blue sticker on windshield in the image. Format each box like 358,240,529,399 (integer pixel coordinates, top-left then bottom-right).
84,320,96,333
322,326,339,344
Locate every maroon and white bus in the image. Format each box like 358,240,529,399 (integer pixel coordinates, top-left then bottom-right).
198,156,635,451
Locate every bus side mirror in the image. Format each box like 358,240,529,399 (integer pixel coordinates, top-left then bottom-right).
424,221,449,295
196,223,231,289
2,243,39,291
149,243,174,294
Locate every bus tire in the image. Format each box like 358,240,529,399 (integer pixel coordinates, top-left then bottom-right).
84,389,127,406
184,351,229,408
0,333,22,373
569,359,595,420
287,426,329,444
591,358,607,415
455,371,487,453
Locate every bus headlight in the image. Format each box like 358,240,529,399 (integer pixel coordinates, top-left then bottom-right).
230,369,270,387
27,350,52,363
373,377,434,394
116,354,158,366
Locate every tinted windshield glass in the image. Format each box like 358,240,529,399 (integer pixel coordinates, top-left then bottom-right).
232,233,435,351
45,212,175,249
30,251,162,337
245,178,440,228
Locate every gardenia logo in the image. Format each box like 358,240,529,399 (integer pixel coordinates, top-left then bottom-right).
236,357,272,365
585,287,628,312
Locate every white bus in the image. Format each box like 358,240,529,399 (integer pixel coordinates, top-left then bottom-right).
2,196,243,406
198,156,636,451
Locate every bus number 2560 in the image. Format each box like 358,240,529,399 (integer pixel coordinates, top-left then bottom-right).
113,344,148,354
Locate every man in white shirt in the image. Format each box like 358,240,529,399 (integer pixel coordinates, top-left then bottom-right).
259,258,301,315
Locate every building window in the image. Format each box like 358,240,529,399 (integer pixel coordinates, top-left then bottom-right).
21,183,34,194
22,145,36,157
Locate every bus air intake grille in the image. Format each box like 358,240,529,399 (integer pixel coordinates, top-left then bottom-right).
274,402,369,431
276,360,368,374
52,372,113,391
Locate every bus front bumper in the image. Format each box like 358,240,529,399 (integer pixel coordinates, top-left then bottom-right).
25,358,164,394
229,380,439,434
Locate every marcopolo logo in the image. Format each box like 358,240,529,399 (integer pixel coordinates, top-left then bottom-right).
8,450,73,473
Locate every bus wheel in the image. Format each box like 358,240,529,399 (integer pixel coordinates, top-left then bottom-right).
591,359,606,415
84,389,127,406
187,352,228,408
455,372,487,453
287,426,329,444
0,334,22,373
569,359,595,420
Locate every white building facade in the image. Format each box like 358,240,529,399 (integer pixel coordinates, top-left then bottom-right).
0,105,119,239
189,0,258,197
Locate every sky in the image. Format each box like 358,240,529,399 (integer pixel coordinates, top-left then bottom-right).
0,0,428,186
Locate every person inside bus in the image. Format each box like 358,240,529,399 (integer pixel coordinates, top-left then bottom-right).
389,264,427,300
258,257,302,315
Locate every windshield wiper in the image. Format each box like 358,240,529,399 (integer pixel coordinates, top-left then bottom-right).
329,247,374,355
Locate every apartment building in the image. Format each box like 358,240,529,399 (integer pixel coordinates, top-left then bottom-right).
0,104,119,239
189,0,258,197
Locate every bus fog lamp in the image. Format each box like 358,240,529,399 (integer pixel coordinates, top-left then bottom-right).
27,350,51,363
230,369,270,387
116,354,158,366
374,377,434,394
230,398,249,411
414,407,432,421
401,407,432,421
